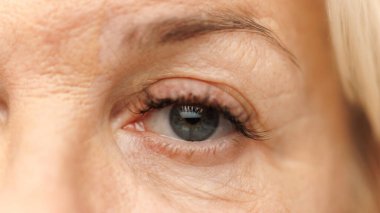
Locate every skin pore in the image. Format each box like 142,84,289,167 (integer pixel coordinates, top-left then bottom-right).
0,0,366,212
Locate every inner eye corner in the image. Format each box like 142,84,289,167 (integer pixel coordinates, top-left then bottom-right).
0,101,8,125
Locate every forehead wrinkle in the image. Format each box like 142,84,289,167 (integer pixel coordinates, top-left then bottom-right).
99,2,195,67
0,1,113,92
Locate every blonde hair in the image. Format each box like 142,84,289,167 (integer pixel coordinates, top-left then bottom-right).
328,0,380,140
328,0,380,211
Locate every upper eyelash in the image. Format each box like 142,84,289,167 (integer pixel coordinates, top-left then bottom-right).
136,93,269,141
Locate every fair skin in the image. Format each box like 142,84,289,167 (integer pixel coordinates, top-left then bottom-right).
0,0,362,212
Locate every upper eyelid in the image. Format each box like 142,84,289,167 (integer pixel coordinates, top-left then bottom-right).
111,78,255,119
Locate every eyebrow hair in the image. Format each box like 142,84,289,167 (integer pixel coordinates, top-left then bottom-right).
148,11,298,65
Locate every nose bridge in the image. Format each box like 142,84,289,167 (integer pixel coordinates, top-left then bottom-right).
0,99,93,212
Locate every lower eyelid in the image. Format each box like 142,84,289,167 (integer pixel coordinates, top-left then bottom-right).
117,128,247,166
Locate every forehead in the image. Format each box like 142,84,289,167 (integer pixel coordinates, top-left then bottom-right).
0,0,325,78
0,1,257,71
0,0,322,35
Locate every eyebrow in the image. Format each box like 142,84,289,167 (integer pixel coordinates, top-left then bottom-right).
147,11,297,65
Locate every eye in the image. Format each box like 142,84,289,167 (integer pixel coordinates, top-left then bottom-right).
141,104,235,141
120,78,267,141
115,78,268,164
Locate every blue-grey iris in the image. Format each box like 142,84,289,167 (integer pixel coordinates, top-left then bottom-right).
169,105,219,141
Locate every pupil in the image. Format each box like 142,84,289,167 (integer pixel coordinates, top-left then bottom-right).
184,117,201,125
169,104,219,141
